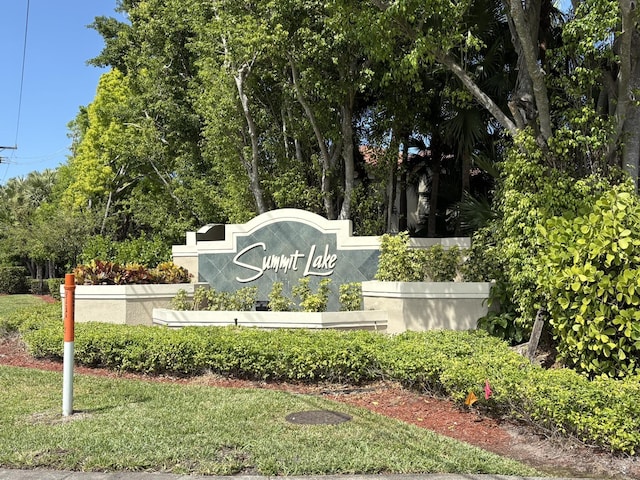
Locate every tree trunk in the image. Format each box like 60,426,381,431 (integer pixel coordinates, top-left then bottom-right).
438,52,518,136
428,135,443,236
338,94,356,220
527,308,546,363
456,150,472,235
606,0,636,166
428,155,441,237
399,138,410,231
619,6,640,186
47,260,55,279
622,60,640,189
387,134,399,233
101,190,113,236
289,57,336,219
234,67,267,214
399,169,408,232
461,150,471,197
36,263,43,294
505,0,553,143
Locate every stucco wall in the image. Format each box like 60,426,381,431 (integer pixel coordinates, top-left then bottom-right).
362,281,492,334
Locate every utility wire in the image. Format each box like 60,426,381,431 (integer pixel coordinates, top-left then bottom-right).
2,0,30,183
15,0,31,147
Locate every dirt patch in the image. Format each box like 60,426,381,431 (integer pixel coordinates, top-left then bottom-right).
1,335,638,479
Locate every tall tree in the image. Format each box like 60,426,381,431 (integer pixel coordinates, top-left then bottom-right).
370,0,640,183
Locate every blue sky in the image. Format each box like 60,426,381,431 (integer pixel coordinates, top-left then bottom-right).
0,1,123,184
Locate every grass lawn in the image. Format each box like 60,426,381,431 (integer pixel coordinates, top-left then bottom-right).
0,295,49,319
0,366,539,476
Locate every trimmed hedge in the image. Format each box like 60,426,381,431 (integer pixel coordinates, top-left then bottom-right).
6,303,640,455
0,267,29,294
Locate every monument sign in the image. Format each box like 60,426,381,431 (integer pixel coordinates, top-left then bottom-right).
172,209,381,310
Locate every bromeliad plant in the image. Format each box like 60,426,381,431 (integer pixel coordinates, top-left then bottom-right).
74,260,191,285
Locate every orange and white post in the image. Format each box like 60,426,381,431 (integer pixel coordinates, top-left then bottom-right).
63,273,76,416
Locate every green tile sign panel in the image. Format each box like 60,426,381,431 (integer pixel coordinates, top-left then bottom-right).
195,210,380,310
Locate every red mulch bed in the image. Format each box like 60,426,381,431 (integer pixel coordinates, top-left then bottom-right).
1,334,638,479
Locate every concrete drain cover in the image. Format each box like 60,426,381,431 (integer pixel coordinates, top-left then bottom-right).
285,410,352,425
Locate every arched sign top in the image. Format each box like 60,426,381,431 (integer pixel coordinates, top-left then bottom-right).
190,209,380,255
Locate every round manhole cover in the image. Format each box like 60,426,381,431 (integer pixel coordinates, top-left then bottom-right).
285,410,352,425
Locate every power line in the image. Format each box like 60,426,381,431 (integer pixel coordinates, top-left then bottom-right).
14,0,31,147
0,146,18,165
1,0,31,179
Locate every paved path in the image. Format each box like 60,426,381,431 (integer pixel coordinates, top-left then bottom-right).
0,470,593,480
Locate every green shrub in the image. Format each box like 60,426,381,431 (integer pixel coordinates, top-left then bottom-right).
29,277,65,297
268,282,295,311
537,184,640,378
375,232,464,282
29,279,45,295
0,266,29,294
205,287,257,311
375,232,425,281
24,321,386,383
471,134,613,343
477,311,525,345
293,278,332,312
46,278,64,300
267,278,333,312
81,233,171,267
423,245,461,281
339,282,362,311
0,303,60,336
170,288,192,310
170,286,257,311
513,368,640,455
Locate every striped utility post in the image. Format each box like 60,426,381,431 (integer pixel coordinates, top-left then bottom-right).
62,273,76,417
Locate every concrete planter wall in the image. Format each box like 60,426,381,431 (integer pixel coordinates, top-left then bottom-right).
362,281,492,334
152,308,388,332
60,283,204,326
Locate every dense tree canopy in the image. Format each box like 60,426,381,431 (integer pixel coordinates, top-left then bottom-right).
1,0,638,290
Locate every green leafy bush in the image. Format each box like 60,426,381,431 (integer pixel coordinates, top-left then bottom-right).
339,282,362,311
24,321,385,383
537,184,640,378
46,278,64,300
170,286,257,311
170,288,191,310
513,368,640,454
293,278,332,312
472,133,612,342
423,245,461,281
0,266,29,294
477,311,525,345
0,303,60,336
375,232,425,281
80,233,171,267
375,232,464,282
268,282,295,312
29,279,46,295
